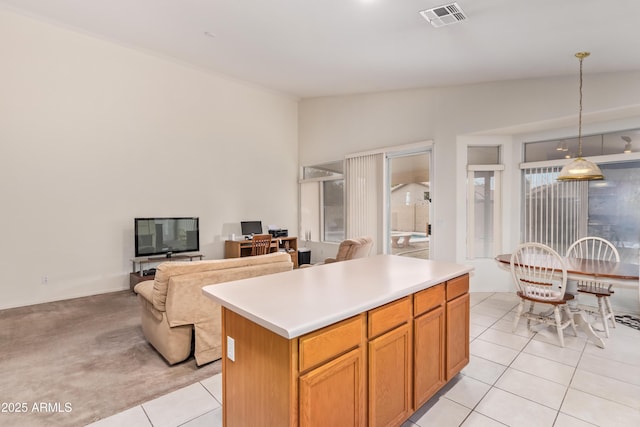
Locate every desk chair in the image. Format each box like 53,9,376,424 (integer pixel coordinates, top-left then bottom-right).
566,237,619,338
251,234,273,256
511,242,577,347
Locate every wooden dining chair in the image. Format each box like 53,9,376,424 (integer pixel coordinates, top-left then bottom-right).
251,234,273,256
510,242,577,347
566,236,620,338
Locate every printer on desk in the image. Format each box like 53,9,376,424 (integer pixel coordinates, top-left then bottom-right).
269,228,288,238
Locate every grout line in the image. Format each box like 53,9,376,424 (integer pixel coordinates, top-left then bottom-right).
473,294,640,426
175,408,222,427
198,375,222,405
470,300,571,425
553,336,591,427
567,367,640,412
457,302,538,425
140,405,154,427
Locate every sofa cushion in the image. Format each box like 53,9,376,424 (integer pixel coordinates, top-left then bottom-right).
165,260,292,327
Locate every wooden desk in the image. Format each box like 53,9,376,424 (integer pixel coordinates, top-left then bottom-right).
225,236,298,268
495,253,639,348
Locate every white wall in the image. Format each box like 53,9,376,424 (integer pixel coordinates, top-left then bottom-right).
299,71,640,313
0,9,299,309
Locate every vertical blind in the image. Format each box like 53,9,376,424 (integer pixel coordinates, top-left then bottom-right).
521,166,588,254
345,153,383,250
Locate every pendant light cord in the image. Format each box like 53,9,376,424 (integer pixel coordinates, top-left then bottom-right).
578,54,584,157
557,52,603,181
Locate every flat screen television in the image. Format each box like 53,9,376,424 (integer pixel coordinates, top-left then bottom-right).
241,221,263,236
135,217,199,257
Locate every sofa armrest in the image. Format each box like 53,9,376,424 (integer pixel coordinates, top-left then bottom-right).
134,279,155,298
134,280,164,321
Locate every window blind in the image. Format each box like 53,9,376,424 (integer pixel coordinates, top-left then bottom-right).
521,166,587,254
345,153,383,251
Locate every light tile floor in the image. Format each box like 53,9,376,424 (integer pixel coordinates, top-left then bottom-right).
88,292,640,427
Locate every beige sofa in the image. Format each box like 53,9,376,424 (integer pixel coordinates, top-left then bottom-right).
134,252,293,366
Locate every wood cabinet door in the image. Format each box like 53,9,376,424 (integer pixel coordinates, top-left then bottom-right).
446,293,470,380
368,323,412,427
413,306,445,408
299,347,365,427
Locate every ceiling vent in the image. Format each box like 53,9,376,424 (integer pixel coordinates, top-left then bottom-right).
419,2,468,28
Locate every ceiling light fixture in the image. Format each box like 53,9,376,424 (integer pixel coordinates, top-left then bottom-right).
555,140,569,152
557,52,604,181
622,136,632,153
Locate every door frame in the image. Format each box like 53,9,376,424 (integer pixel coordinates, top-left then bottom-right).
384,142,434,257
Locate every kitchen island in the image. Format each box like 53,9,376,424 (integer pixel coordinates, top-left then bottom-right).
203,254,473,427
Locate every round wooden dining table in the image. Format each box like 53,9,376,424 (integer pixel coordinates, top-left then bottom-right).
495,253,640,348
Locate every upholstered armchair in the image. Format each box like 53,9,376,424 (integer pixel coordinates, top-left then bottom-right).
323,236,374,264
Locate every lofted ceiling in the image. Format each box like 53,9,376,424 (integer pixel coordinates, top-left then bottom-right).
1,0,639,98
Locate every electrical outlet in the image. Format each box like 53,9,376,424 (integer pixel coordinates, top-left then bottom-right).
227,336,235,361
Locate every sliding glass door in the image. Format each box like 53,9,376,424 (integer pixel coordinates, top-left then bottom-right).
387,151,431,259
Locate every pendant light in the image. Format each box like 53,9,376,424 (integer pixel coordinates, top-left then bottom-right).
557,52,604,181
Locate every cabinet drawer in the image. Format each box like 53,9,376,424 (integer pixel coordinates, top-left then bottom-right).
368,296,411,339
446,274,469,301
414,284,445,316
299,314,364,372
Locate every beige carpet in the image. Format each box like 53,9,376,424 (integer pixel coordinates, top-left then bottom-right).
0,290,221,427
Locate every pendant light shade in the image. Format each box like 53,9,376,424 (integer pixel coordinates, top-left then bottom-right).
557,157,604,180
557,52,604,182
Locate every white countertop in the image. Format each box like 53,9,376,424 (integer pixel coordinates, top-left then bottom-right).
202,254,473,339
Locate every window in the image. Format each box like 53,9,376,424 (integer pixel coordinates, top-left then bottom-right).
522,162,640,263
521,128,640,262
471,171,495,257
523,128,639,162
467,146,503,259
587,162,640,259
322,180,344,242
521,166,586,255
300,161,344,243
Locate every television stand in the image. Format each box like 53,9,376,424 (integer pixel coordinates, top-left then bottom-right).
149,253,178,260
129,253,204,292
